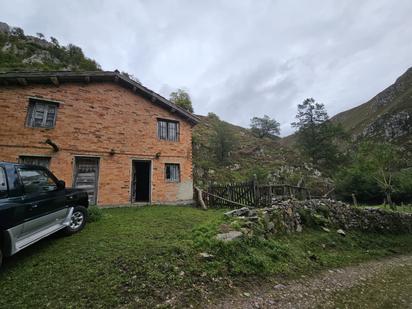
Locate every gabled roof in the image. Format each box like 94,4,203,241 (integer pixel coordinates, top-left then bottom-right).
0,70,199,125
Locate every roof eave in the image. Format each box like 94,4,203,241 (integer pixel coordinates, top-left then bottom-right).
0,71,200,125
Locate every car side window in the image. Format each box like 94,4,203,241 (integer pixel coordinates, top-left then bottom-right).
18,168,57,194
0,167,8,198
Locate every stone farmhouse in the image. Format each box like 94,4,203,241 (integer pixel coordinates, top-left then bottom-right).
0,71,199,206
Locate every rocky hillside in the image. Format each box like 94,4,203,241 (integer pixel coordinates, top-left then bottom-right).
0,21,100,72
331,67,412,148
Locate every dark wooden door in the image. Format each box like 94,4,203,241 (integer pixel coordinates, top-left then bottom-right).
132,161,151,202
73,157,99,205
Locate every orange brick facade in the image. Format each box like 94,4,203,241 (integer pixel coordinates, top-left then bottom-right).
0,82,195,206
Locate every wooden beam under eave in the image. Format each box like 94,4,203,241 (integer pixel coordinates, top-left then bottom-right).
84,76,90,83
132,86,137,92
50,76,59,86
151,96,157,103
17,78,27,86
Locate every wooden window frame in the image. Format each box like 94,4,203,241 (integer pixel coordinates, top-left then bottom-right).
157,119,180,142
26,98,60,129
19,155,51,168
165,163,180,182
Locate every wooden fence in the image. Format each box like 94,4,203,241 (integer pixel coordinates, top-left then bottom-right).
201,179,312,209
202,181,255,209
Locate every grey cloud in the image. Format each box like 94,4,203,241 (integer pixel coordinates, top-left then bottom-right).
1,0,411,135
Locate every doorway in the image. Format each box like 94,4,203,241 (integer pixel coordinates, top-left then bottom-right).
132,160,151,203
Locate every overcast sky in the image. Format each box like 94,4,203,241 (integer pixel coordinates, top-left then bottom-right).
1,0,411,135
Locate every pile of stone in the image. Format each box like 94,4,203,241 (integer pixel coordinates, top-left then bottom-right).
218,199,412,241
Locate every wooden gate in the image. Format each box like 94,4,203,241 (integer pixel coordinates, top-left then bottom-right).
201,180,311,209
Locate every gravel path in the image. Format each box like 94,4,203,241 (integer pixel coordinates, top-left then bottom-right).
212,255,412,309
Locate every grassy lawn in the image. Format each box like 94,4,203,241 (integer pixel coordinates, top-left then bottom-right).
1,206,412,308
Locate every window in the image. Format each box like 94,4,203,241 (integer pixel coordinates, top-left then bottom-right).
165,164,180,182
19,156,51,168
157,119,180,141
26,98,58,128
0,168,8,199
18,168,57,194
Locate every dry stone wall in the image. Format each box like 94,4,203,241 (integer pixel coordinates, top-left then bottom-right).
224,199,412,238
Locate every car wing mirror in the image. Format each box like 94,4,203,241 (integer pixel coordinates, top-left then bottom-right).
57,180,66,190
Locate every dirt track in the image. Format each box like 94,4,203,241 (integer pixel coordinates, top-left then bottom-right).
213,255,412,309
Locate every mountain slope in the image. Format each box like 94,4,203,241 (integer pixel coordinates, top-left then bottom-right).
331,67,412,145
0,21,100,72
283,67,412,154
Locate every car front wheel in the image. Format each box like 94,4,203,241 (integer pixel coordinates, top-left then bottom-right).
63,206,87,235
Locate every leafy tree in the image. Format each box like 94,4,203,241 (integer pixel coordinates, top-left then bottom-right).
250,115,280,138
394,169,412,202
292,98,346,170
358,142,402,207
10,27,24,38
209,114,237,163
50,36,59,46
36,32,45,39
169,89,193,113
336,142,403,206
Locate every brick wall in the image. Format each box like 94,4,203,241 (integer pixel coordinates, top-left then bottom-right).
0,82,194,206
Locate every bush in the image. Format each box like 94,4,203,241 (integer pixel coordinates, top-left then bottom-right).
87,206,104,222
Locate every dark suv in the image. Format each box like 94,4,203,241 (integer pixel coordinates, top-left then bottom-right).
0,162,89,266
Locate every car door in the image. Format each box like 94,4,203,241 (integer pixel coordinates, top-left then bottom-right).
0,167,25,233
17,167,67,238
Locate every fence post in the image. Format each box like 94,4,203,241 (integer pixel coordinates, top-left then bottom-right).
194,186,207,210
253,174,258,207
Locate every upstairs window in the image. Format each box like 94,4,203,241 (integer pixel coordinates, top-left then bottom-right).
157,119,180,141
165,164,180,182
26,98,59,128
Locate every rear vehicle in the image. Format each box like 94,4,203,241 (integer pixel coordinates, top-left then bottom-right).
0,162,89,266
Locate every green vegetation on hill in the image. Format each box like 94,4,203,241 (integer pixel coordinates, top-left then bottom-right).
0,23,100,72
193,113,300,185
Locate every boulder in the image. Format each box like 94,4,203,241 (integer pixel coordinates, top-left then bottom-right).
337,229,346,236
199,252,214,259
216,231,243,242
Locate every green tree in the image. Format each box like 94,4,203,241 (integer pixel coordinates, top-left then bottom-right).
209,114,237,163
359,142,402,207
336,142,403,206
10,27,24,38
169,89,193,113
292,98,346,170
250,115,280,138
394,169,412,202
50,36,59,46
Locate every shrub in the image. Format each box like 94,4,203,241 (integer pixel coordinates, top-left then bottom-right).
87,206,104,222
